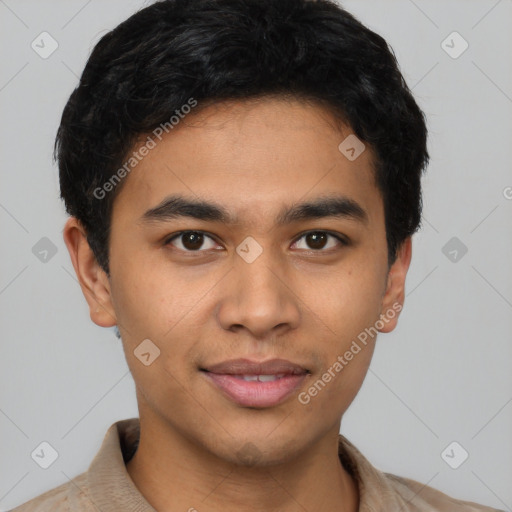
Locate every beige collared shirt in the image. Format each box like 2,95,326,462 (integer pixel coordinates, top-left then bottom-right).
11,418,503,511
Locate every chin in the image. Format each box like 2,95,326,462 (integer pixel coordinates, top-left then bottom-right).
208,425,314,469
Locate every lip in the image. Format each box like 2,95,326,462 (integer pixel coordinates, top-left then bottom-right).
201,358,309,408
202,358,308,375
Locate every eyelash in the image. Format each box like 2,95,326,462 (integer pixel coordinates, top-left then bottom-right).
163,230,349,254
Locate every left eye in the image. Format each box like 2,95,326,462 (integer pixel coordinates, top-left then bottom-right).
292,231,347,251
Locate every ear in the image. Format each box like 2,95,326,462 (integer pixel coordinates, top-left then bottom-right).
62,217,117,328
378,237,412,333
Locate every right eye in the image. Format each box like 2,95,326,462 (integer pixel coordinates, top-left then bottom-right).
164,231,222,252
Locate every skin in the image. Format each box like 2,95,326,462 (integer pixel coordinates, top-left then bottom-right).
63,97,412,512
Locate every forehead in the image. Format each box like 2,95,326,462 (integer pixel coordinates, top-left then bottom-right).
112,97,382,228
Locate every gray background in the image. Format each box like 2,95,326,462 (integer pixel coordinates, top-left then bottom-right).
1,0,511,509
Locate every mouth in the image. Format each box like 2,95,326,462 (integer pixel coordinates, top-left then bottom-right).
200,358,310,408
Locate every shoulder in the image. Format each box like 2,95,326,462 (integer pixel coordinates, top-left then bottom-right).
10,471,95,512
384,472,505,512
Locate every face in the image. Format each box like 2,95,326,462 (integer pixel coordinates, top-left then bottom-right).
65,97,411,466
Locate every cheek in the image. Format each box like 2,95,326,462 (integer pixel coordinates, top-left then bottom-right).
109,257,215,385
304,263,384,339
296,345,375,427
298,259,383,404
109,248,189,336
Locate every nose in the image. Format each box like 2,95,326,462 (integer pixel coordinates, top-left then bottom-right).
216,248,301,339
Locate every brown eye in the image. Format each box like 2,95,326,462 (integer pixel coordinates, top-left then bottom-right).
166,231,219,252
181,232,204,250
292,231,347,251
305,232,328,249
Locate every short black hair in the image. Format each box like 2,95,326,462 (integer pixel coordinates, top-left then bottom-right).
56,0,429,275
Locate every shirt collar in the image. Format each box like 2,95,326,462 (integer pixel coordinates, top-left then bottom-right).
87,418,156,511
86,417,409,511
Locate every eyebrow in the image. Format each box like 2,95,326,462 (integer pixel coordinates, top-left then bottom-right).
140,194,369,227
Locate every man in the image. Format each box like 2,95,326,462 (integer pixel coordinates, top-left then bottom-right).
12,0,503,510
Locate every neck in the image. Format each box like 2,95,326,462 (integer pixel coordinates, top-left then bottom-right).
126,413,359,512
